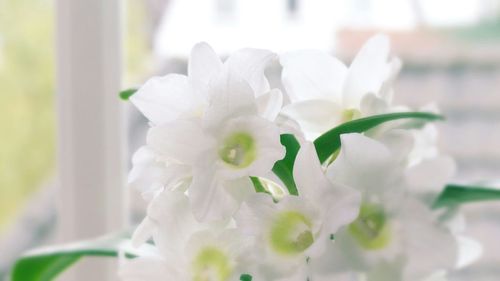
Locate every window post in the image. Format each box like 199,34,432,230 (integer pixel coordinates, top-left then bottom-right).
55,0,125,280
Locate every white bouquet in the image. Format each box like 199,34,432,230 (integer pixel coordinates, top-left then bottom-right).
120,35,475,281
12,35,498,281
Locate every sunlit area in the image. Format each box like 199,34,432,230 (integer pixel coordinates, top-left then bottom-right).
0,1,56,278
1,0,500,280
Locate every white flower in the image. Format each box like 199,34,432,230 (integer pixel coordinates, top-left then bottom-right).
129,42,286,221
234,142,360,280
320,133,457,281
130,42,281,126
121,191,253,281
314,198,457,281
280,34,401,139
146,70,285,222
128,146,191,201
120,39,471,281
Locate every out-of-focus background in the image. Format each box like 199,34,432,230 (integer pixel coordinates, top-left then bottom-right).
1,0,499,280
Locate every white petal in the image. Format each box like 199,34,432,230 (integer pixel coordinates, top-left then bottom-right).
401,199,457,280
225,48,276,95
145,191,200,259
147,119,214,165
128,146,167,199
188,42,223,86
311,272,361,281
203,70,258,130
293,142,330,200
128,147,192,200
342,34,392,108
119,256,177,281
130,74,194,125
256,89,283,121
217,116,285,179
281,99,344,139
274,113,306,139
280,50,347,102
273,263,309,281
373,129,415,165
456,235,483,268
189,167,241,222
311,233,365,274
131,217,155,248
320,184,361,234
378,56,402,102
420,271,448,281
365,261,403,281
234,193,277,236
326,133,396,195
406,156,456,195
224,177,254,207
359,93,390,116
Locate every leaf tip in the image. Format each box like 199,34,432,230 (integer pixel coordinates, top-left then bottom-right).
119,88,137,101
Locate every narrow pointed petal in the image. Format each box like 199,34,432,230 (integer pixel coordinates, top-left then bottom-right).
326,133,396,195
147,120,214,165
293,142,329,199
401,199,457,281
342,34,392,108
203,70,258,130
225,48,276,95
456,235,483,268
281,99,344,139
256,89,283,121
406,155,456,195
130,74,193,125
188,42,223,86
281,50,347,102
128,146,167,199
189,167,241,222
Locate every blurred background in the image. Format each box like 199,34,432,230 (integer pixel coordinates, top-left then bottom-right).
1,0,499,280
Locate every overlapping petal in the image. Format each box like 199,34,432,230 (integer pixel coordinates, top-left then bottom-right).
123,39,473,281
147,119,215,165
130,74,194,125
225,48,276,95
281,50,347,102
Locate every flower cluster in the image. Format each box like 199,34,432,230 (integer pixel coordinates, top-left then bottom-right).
120,36,480,281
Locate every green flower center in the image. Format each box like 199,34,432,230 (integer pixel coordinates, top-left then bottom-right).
218,132,256,169
348,203,391,250
269,211,314,255
192,247,232,281
341,108,361,123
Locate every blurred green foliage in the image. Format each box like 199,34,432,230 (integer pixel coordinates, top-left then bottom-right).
0,0,151,232
450,17,500,42
0,0,56,231
125,0,152,85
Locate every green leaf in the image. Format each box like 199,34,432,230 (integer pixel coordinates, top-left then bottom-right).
250,176,270,194
119,88,137,101
272,134,300,196
11,232,141,281
313,112,443,163
240,274,253,281
433,184,500,209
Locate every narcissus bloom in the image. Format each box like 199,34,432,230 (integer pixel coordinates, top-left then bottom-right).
121,191,254,281
321,134,457,281
280,34,401,139
129,43,286,222
131,42,280,125
146,69,285,222
120,38,476,281
235,142,360,280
